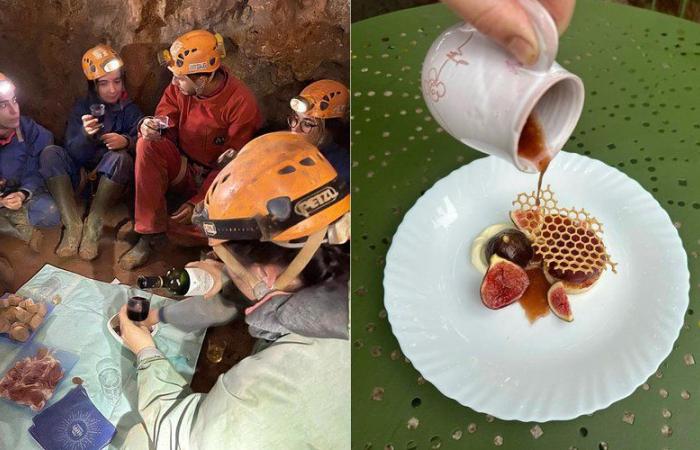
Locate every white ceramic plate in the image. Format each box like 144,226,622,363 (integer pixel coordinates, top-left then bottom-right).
383,151,689,422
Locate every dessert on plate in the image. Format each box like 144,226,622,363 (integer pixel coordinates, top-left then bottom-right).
472,186,617,322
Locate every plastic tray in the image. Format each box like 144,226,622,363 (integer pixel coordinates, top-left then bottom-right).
0,341,79,413
0,293,55,345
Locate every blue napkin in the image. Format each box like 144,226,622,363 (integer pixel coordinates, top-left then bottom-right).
28,386,116,450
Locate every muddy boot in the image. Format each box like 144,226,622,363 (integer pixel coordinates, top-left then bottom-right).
119,234,162,270
116,220,136,242
0,214,27,241
46,175,83,257
79,177,122,261
1,208,43,253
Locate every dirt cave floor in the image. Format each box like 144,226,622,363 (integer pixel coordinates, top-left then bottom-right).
0,203,254,393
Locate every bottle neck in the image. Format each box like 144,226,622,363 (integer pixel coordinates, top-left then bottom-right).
137,276,163,289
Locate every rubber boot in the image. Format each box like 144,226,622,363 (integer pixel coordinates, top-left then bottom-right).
0,207,43,252
46,175,83,257
119,233,163,270
116,220,137,243
0,213,27,241
79,177,122,261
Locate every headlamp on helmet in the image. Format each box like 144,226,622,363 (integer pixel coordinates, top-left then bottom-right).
290,96,312,113
0,81,13,95
102,58,123,73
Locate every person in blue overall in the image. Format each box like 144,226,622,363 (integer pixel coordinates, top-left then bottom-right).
40,44,143,259
0,72,59,251
287,79,349,184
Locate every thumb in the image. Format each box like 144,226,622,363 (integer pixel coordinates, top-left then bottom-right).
118,305,135,329
442,0,539,66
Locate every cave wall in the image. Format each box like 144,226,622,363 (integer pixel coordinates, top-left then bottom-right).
0,0,349,141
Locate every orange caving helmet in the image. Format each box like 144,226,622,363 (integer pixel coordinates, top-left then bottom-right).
195,131,350,244
290,80,349,119
158,30,226,77
82,44,124,81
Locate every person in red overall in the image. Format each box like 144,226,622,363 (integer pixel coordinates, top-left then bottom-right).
119,29,262,270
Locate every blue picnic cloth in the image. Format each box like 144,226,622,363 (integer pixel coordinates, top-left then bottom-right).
0,264,205,449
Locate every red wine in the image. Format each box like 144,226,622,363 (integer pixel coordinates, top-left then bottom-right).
127,296,150,322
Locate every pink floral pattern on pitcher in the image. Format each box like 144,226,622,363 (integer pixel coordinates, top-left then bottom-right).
424,32,474,103
425,68,447,102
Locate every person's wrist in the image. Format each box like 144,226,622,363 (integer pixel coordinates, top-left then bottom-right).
131,336,156,355
136,346,164,365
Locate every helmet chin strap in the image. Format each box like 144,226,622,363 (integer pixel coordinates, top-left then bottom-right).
213,226,328,301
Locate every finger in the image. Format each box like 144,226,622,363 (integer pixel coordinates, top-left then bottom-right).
204,275,223,300
441,0,538,66
118,305,134,329
538,0,576,35
81,114,94,122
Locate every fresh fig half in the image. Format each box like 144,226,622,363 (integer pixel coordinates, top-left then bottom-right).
484,229,533,268
480,255,530,310
547,281,573,322
510,209,542,240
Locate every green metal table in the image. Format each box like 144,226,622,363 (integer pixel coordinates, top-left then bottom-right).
351,1,700,448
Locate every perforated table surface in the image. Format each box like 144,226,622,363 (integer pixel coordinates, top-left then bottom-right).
350,1,700,449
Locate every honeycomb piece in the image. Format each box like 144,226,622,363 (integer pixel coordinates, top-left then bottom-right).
512,186,617,276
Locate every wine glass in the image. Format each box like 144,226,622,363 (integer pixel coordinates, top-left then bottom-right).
153,115,170,135
126,287,152,322
89,103,106,123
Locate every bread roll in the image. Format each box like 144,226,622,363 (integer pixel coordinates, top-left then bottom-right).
9,323,30,342
28,314,43,331
8,294,22,306
15,307,34,324
0,315,10,333
25,301,39,315
36,303,48,318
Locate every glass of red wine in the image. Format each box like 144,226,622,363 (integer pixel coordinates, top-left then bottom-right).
90,103,106,133
126,287,152,322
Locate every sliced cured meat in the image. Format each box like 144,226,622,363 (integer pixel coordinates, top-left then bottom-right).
0,347,64,411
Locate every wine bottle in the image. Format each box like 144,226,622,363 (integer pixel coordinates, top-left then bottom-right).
137,267,214,296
